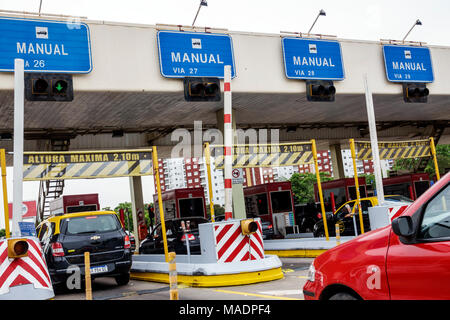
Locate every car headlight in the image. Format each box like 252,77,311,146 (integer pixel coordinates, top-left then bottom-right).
307,262,316,282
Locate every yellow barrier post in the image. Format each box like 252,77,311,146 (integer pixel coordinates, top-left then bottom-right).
429,137,440,181
1,149,10,239
350,139,365,234
311,139,329,241
168,252,179,300
204,142,215,222
335,223,341,245
152,146,169,262
84,252,92,300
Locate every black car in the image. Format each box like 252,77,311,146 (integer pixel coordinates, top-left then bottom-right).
213,215,274,240
139,217,208,255
36,211,133,289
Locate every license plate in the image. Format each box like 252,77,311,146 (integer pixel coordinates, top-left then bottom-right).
90,265,108,274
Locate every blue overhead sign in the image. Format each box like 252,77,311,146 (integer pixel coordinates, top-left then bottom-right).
383,45,434,83
0,16,92,73
157,30,236,79
282,38,345,80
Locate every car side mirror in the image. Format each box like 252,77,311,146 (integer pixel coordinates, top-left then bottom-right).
392,216,415,238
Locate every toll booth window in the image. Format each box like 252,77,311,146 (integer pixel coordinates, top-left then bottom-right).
270,191,293,214
178,198,204,218
62,215,121,235
419,183,450,239
348,186,367,201
244,193,269,216
323,187,347,211
414,181,430,198
384,183,411,199
66,204,98,214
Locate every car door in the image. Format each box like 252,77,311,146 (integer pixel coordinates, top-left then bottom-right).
387,182,450,299
335,200,356,236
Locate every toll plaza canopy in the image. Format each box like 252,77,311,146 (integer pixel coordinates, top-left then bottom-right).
0,14,449,160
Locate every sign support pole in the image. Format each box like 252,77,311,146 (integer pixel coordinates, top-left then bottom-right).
364,74,385,205
204,142,215,222
429,137,440,181
223,65,233,221
12,59,24,237
350,139,365,234
152,146,169,262
311,139,329,241
1,149,10,238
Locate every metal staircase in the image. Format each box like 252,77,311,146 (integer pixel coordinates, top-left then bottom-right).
36,139,70,225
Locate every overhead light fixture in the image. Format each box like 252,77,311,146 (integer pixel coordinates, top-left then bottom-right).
112,130,124,138
0,133,13,140
308,9,326,34
287,126,297,133
192,0,208,27
403,19,422,42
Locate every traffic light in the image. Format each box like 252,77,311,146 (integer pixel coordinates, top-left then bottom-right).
184,77,221,102
25,73,73,101
7,239,29,259
306,80,336,102
403,83,429,103
240,219,258,236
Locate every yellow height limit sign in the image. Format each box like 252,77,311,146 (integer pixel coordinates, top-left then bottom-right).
355,140,431,161
22,149,153,181
213,142,314,169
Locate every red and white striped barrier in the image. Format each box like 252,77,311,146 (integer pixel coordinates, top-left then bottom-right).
0,237,54,299
388,205,410,222
223,65,233,220
214,219,265,263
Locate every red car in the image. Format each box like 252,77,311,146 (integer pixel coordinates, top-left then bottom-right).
303,171,450,300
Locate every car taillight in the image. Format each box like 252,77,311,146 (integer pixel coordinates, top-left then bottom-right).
124,235,131,249
267,224,273,229
51,242,65,257
181,234,196,241
317,213,322,219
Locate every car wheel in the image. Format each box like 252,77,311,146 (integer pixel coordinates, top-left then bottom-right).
328,292,358,300
115,273,130,286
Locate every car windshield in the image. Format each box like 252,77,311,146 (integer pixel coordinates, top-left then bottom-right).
384,195,414,203
62,214,121,235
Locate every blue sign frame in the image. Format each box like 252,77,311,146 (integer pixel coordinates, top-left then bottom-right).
0,16,93,73
157,30,236,79
383,45,434,83
282,37,345,80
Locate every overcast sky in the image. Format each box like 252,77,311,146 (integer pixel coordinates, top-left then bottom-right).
1,0,450,45
1,0,449,228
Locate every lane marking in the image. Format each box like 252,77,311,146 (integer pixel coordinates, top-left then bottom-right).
297,276,309,279
213,289,303,300
258,290,303,296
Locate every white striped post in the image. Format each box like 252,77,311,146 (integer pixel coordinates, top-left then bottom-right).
223,65,233,221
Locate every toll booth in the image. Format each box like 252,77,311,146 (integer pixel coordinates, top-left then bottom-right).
314,178,367,212
153,187,207,224
243,182,295,238
49,193,100,215
383,173,430,200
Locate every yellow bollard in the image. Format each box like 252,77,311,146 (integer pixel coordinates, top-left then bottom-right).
168,252,178,300
335,223,341,245
84,252,92,300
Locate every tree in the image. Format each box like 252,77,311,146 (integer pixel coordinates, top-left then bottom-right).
289,172,333,204
113,202,155,232
0,229,5,238
206,204,225,219
391,144,450,178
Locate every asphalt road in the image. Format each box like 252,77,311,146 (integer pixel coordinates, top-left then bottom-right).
54,257,313,301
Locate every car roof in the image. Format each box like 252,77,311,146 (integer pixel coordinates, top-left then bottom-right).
42,210,117,224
